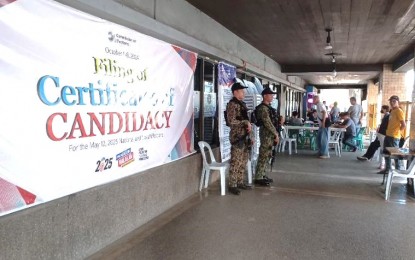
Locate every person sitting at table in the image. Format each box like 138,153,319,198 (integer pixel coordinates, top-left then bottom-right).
287,111,303,139
288,111,303,126
307,109,317,123
333,112,358,152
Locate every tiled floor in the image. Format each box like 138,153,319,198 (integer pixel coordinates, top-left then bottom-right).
89,149,415,260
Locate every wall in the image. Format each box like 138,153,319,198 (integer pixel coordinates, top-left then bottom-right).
55,0,304,89
410,87,415,151
0,150,220,259
1,0,303,259
366,80,379,130
367,80,378,105
381,64,406,103
410,55,415,151
380,64,411,136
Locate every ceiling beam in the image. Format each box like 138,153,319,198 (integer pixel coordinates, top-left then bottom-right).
314,84,367,89
281,64,383,73
392,45,414,72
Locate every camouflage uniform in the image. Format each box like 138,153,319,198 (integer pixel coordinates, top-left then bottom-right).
255,103,278,179
227,97,251,187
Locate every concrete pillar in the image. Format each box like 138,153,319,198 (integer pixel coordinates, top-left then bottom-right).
410,88,415,151
366,80,380,130
280,85,287,120
410,50,415,151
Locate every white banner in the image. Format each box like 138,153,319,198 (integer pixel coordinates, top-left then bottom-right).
0,0,197,215
218,62,236,162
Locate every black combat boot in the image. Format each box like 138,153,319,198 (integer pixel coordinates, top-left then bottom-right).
263,175,274,183
228,187,241,195
237,183,253,190
254,178,270,186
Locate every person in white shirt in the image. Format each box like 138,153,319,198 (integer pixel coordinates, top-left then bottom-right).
347,97,363,135
330,101,341,122
288,111,303,126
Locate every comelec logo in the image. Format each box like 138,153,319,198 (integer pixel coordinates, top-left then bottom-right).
108,31,115,42
106,31,135,46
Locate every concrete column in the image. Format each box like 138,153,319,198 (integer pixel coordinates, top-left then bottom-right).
299,92,305,119
280,86,287,119
409,49,415,151
410,88,415,151
366,80,380,130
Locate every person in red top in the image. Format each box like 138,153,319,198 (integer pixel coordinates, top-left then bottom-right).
378,95,406,174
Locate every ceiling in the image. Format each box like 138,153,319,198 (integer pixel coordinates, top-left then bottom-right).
186,0,415,86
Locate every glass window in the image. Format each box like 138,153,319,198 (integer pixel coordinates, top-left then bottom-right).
203,61,216,145
284,88,303,121
193,58,218,150
194,59,203,149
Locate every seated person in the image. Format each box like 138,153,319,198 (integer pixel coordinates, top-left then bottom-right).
287,111,303,138
288,111,303,126
333,112,358,152
307,109,317,123
357,105,389,162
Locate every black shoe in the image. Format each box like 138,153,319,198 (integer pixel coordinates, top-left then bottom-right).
351,147,357,152
377,169,389,175
357,156,369,161
228,187,241,195
237,184,252,190
254,179,270,186
263,175,274,183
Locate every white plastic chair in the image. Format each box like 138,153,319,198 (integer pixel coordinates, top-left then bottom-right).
375,133,386,168
278,126,297,155
385,158,415,200
328,129,342,157
198,141,229,196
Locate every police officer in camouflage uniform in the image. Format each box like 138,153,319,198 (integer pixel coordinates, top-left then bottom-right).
255,87,279,186
226,82,252,195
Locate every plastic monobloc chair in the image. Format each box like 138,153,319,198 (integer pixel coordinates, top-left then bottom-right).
328,129,342,157
198,141,229,196
385,158,415,200
354,127,366,150
279,126,297,154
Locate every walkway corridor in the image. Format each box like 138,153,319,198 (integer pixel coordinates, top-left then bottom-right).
89,151,415,260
